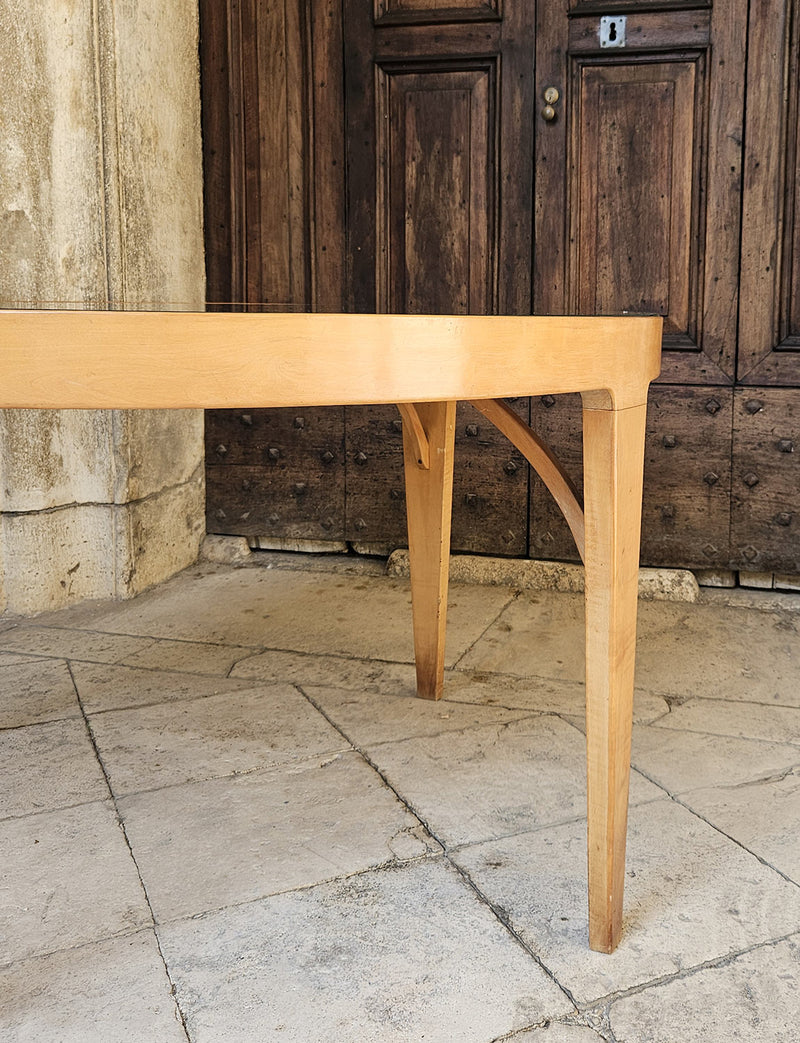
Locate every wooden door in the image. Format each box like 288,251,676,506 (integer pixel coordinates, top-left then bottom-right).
341,0,536,555
200,0,800,575
200,0,349,546
529,0,752,570
732,0,800,574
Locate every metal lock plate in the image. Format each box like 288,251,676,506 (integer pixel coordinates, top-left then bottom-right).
599,15,626,48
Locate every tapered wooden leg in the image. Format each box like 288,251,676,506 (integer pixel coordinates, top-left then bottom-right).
402,400,457,700
581,400,648,953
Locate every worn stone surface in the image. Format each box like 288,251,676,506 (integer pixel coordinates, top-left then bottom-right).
200,534,252,565
0,507,117,614
387,550,700,601
633,601,800,703
738,570,774,589
0,624,156,663
459,591,586,681
118,751,440,921
653,695,800,745
0,0,205,617
694,567,737,587
444,669,670,723
90,684,349,795
681,772,800,884
158,860,572,1042
303,684,533,747
462,592,800,704
70,661,256,713
0,472,203,613
0,657,79,727
0,719,108,819
102,0,205,305
232,646,419,692
608,937,800,1043
514,1026,605,1042
364,716,661,847
0,931,186,1043
113,472,205,598
0,411,114,512
118,637,252,675
453,799,800,1006
112,410,205,502
0,1,106,303
0,801,150,963
3,562,800,1037
47,566,514,664
630,724,800,794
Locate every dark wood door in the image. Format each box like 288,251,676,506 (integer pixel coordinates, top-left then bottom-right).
200,0,800,575
527,1,797,575
341,0,536,555
533,2,746,383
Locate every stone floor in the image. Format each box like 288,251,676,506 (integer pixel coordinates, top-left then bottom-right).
1,552,799,1042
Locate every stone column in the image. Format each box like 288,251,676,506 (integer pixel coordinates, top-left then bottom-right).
0,0,206,614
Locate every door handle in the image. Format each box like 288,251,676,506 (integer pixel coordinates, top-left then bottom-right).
542,86,560,122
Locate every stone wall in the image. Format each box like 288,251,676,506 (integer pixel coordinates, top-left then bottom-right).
0,0,206,615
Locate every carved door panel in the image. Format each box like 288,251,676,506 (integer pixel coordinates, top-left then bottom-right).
342,0,535,553
199,0,800,574
534,2,746,385
530,1,749,569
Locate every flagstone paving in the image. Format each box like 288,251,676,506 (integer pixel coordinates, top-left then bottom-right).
1,554,799,1041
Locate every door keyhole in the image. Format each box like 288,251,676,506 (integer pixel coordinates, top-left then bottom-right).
599,15,626,48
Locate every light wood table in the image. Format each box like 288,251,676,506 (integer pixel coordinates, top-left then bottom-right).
0,310,662,951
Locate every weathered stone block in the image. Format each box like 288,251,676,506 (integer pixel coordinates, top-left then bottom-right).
114,474,205,599
100,0,206,305
0,1,206,616
0,411,114,512
112,410,204,502
0,2,106,306
0,507,116,615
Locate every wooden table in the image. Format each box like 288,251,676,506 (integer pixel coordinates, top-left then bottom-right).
0,310,662,951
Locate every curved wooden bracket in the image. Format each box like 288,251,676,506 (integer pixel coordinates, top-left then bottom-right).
470,398,586,562
396,403,431,469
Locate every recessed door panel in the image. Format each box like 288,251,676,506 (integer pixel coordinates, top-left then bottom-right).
374,0,501,24
377,65,495,314
572,62,697,342
344,0,533,550
535,2,745,385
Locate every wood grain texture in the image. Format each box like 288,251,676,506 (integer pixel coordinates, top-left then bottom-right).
737,0,800,384
377,64,494,314
574,63,695,340
343,400,529,555
471,397,585,561
308,0,346,312
0,312,662,410
582,400,647,953
450,400,528,556
374,0,500,25
402,400,457,700
535,0,745,386
529,387,734,569
732,388,800,573
205,406,345,539
198,0,234,305
1,308,660,950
